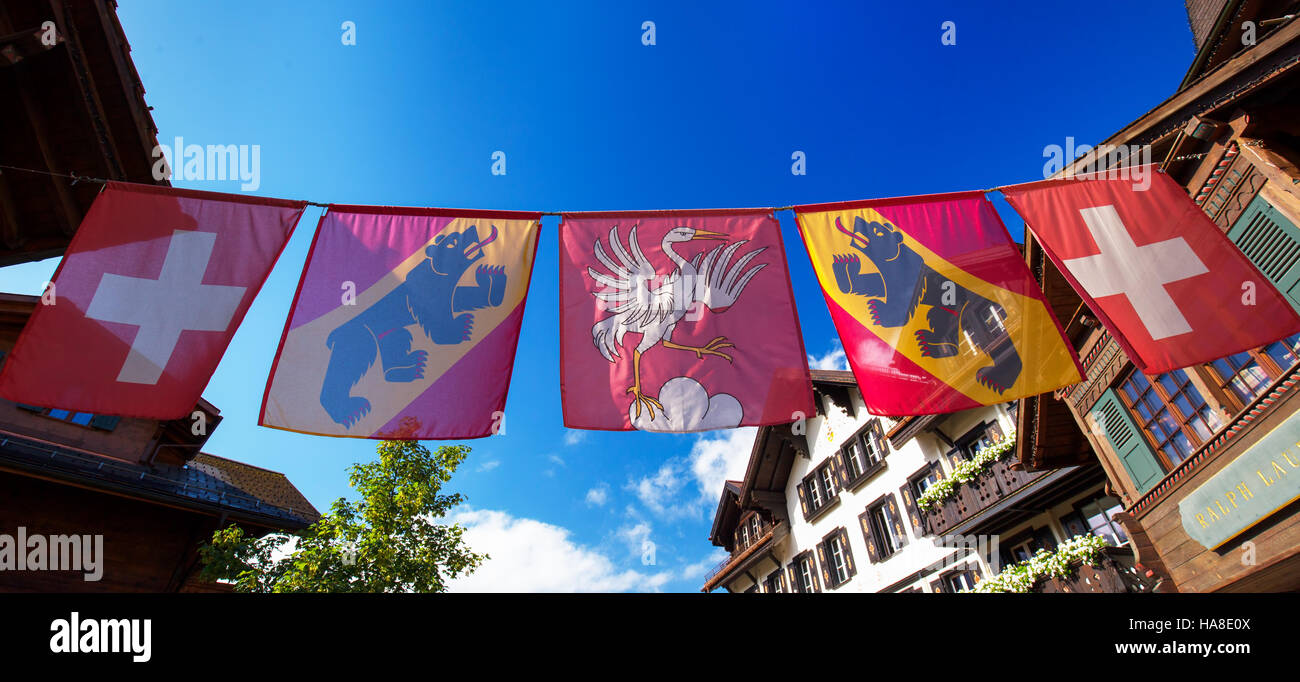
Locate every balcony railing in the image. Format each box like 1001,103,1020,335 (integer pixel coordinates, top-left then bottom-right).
922,457,1045,536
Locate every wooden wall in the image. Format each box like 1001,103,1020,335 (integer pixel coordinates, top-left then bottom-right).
0,471,222,592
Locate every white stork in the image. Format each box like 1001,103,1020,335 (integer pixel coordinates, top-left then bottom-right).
587,224,767,420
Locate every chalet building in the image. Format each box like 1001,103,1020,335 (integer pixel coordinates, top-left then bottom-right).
1017,2,1300,592
702,371,1150,593
0,0,319,591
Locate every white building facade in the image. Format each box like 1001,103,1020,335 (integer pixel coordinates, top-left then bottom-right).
702,370,1134,594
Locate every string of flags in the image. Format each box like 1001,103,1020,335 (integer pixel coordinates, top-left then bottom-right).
0,168,1296,439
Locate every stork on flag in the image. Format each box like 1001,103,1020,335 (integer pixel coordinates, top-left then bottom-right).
1002,169,1300,373
560,210,813,432
795,192,1082,416
260,206,540,439
0,182,305,419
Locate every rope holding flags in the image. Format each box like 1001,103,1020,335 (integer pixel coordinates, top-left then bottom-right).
0,165,1295,437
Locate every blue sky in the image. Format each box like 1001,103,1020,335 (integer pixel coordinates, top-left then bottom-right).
0,1,1197,591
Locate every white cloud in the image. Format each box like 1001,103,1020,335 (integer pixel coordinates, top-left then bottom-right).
477,460,501,472
585,484,609,507
808,341,849,371
548,454,566,467
623,427,758,521
448,508,671,593
563,430,587,446
688,427,758,503
615,521,653,556
626,460,698,519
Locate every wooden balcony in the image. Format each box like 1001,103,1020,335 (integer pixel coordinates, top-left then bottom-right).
1035,547,1157,593
923,457,1045,536
701,519,782,592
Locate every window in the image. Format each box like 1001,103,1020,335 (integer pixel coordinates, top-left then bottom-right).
1206,333,1300,408
16,404,120,432
1000,527,1058,566
837,419,888,489
859,494,908,562
798,460,839,520
910,461,943,498
734,513,766,552
950,421,1005,463
945,568,980,593
818,527,855,588
788,551,820,593
1117,369,1221,469
1062,494,1129,548
764,569,785,594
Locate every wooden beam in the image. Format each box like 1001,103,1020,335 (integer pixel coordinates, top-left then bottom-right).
49,0,125,180
11,64,81,236
90,0,163,179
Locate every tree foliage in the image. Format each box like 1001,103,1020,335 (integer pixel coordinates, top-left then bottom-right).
199,441,486,592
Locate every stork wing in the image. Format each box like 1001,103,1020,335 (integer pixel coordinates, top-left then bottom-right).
694,239,767,311
587,225,677,333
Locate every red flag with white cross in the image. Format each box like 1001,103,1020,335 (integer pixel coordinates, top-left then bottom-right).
1002,169,1300,373
0,182,305,419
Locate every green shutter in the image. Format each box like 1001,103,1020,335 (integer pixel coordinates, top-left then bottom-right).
89,415,120,431
1091,389,1163,494
1228,194,1300,314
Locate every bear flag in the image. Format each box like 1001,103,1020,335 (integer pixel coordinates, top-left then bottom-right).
560,210,814,432
260,206,541,440
1002,169,1300,373
0,182,306,419
795,192,1083,416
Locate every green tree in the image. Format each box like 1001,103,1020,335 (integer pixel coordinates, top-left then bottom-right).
199,440,486,592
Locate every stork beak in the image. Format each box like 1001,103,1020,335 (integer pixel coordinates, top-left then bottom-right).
691,229,728,241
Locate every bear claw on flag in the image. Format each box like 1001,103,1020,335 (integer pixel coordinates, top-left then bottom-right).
260,206,540,440
560,210,814,431
795,192,1083,416
1002,168,1300,373
0,182,306,419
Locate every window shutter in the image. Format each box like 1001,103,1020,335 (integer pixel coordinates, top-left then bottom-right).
986,420,1004,441
899,482,925,535
838,527,857,577
786,563,800,593
809,556,822,593
884,494,909,548
796,481,809,519
1228,193,1300,314
857,510,881,564
1092,388,1164,494
871,419,889,455
945,447,962,468
816,544,833,588
832,452,848,488
930,460,944,480
89,415,120,431
930,577,947,594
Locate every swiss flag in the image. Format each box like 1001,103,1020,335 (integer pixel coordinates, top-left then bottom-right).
1003,168,1300,373
0,182,305,419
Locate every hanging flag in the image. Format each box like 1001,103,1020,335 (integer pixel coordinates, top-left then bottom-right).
560,210,813,432
260,206,540,439
0,182,305,419
1002,169,1300,373
795,192,1082,416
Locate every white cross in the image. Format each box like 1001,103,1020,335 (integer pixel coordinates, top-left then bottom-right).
86,230,247,384
1063,205,1208,340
